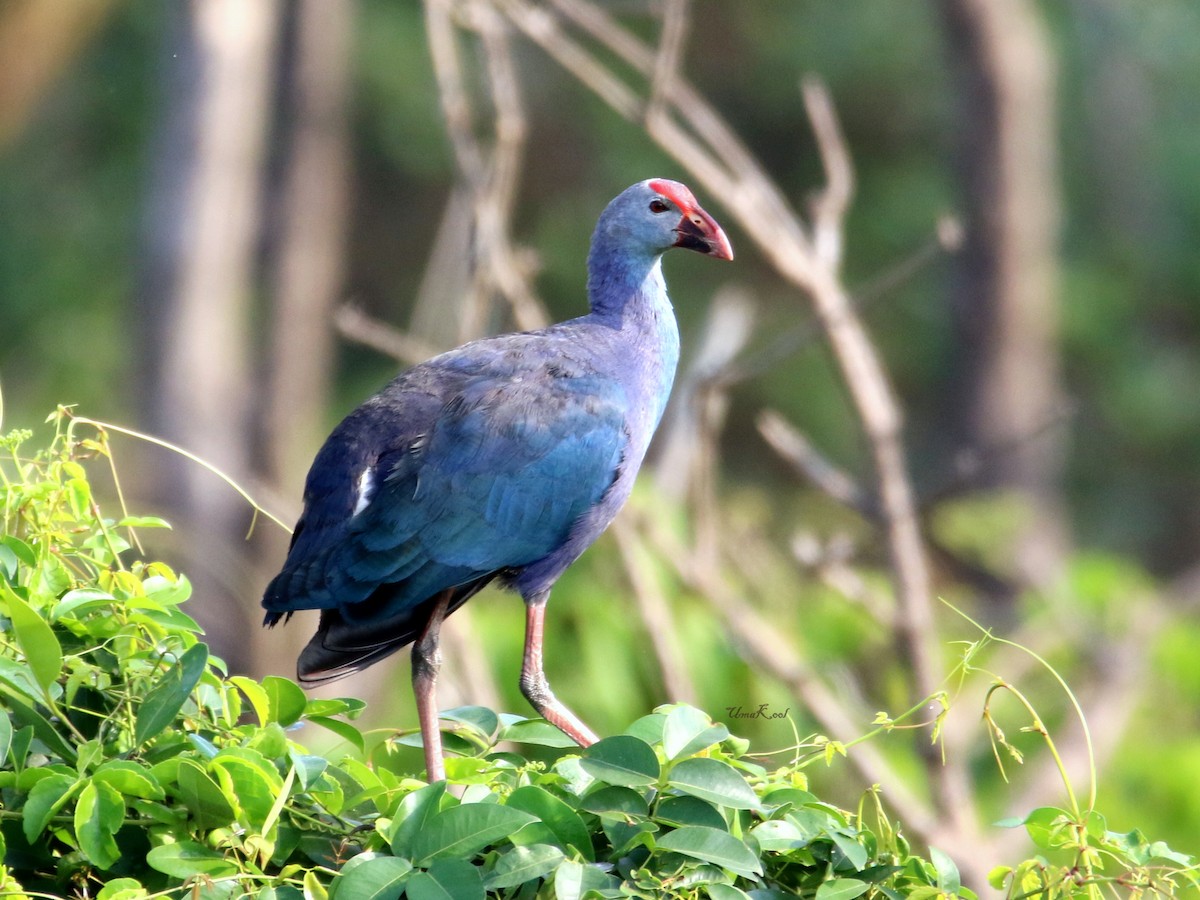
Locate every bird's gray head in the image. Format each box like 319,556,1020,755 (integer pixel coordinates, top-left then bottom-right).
593,179,734,262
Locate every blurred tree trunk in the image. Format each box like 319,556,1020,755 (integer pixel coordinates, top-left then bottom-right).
260,0,352,491
253,0,354,678
138,0,282,674
936,0,1071,597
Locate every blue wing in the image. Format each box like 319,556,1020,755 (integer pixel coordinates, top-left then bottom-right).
262,346,629,667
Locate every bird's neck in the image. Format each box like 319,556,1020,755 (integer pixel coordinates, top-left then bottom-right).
586,244,670,325
584,245,680,428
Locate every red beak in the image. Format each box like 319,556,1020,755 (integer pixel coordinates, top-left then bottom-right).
673,205,734,261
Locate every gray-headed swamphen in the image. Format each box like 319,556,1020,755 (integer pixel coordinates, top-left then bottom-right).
262,179,733,781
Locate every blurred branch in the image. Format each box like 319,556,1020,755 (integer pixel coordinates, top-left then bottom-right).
423,0,547,339
803,77,854,272
655,288,755,561
646,0,689,117
790,533,896,629
628,504,941,841
759,409,1022,605
757,410,871,516
334,304,442,366
612,519,697,705
710,218,963,391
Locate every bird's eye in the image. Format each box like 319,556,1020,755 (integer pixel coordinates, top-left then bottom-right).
649,198,671,214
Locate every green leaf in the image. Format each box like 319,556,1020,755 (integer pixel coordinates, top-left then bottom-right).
987,865,1013,891
0,659,46,705
484,844,565,890
211,750,283,831
580,735,660,786
1,689,76,761
290,753,330,790
1022,806,1072,850
230,675,271,726
506,785,593,860
500,718,580,748
624,712,667,745
97,877,149,900
134,642,208,746
142,573,192,605
9,723,33,770
146,842,238,878
440,706,499,740
305,696,367,718
929,846,961,894
663,705,729,760
66,476,92,520
0,710,11,765
334,854,412,900
406,858,484,900
307,714,366,753
656,795,728,830
53,588,117,620
387,781,448,857
814,879,870,900
668,758,760,810
580,785,649,819
411,803,537,865
0,544,19,581
115,515,173,529
75,780,124,869
176,758,237,830
263,675,308,726
93,760,165,800
2,585,63,694
22,772,79,842
830,832,869,870
750,819,805,851
1,535,35,568
655,826,763,879
706,885,752,900
552,859,617,900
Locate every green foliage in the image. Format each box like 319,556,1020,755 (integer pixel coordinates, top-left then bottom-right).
1,416,1197,899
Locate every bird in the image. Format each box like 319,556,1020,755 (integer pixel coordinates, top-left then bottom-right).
262,179,732,781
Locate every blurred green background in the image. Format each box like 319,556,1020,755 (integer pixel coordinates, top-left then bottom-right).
1,0,1198,877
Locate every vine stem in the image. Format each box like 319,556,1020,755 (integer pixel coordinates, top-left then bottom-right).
62,413,292,537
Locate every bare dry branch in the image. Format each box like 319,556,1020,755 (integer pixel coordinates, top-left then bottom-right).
647,0,689,119
626,503,941,839
424,0,485,183
802,76,854,271
612,518,697,705
757,411,871,516
470,0,548,331
425,0,547,338
334,304,442,366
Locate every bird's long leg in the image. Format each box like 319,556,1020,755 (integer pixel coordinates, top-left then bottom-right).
519,599,600,746
412,589,454,782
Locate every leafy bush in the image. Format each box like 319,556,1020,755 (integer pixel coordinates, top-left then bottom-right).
0,412,1197,899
